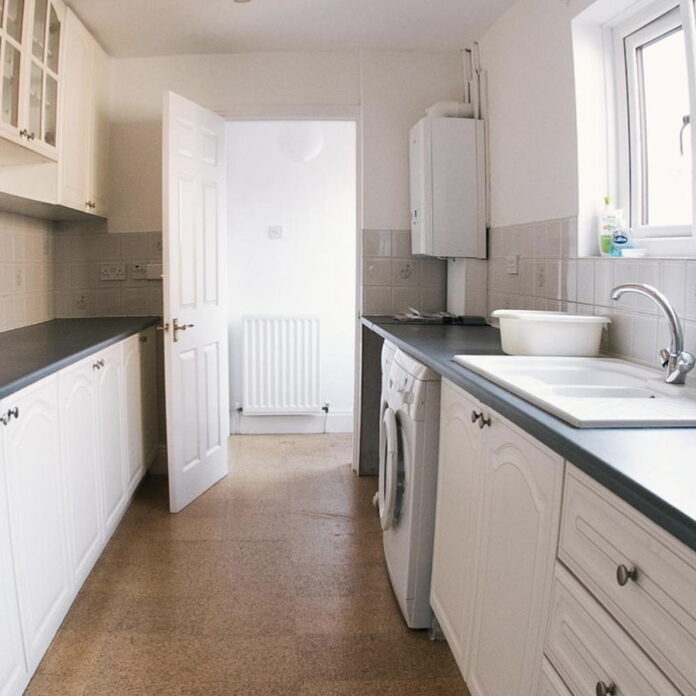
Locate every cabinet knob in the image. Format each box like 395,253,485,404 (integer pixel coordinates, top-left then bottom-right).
28,132,35,141
1,407,19,426
595,681,616,696
19,128,28,138
616,564,638,586
471,410,482,424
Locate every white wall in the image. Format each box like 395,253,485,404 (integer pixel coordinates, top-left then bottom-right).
478,0,594,228
107,50,465,234
227,121,357,433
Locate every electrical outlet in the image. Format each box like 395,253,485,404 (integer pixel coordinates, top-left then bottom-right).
505,254,519,275
130,263,147,280
100,263,126,281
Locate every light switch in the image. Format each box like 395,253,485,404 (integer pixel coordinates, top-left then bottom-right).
268,226,283,239
130,262,147,280
505,254,520,275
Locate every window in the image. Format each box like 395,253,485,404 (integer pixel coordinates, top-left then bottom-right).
614,0,696,241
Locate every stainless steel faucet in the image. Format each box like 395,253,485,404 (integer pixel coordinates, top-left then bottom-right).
611,283,695,384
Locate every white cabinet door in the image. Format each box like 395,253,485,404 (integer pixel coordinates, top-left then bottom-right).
58,356,102,587
88,38,109,216
123,334,144,495
430,380,484,675
95,344,127,536
0,411,28,696
466,412,564,696
2,376,72,671
58,7,93,212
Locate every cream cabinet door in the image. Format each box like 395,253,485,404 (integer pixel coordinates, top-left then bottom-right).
2,376,72,671
95,344,127,536
58,356,103,587
430,379,484,675
0,408,28,696
123,334,144,495
466,412,564,696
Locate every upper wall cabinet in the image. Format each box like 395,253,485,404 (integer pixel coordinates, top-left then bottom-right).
0,0,65,164
59,8,109,216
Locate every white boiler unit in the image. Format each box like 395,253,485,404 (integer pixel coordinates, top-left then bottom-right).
409,117,486,259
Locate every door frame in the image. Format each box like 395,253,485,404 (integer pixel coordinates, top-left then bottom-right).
219,105,363,469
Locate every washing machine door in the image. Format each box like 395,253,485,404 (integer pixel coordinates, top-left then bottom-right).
379,407,400,531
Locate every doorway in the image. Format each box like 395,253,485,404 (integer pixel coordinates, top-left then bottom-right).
226,120,358,436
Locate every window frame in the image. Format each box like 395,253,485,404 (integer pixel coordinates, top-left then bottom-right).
612,0,696,248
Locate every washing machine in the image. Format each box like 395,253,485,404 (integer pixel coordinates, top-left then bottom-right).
378,348,441,628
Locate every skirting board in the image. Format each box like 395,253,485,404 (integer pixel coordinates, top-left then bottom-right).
232,411,353,435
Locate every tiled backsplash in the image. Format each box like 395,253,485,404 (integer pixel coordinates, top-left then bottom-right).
362,229,447,315
487,217,696,366
0,212,55,332
54,219,163,318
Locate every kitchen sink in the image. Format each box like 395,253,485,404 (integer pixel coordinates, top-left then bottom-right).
453,355,696,428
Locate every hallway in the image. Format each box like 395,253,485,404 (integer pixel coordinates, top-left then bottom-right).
27,435,469,695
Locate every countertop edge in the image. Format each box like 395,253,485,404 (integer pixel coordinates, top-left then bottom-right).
0,317,160,401
362,316,696,554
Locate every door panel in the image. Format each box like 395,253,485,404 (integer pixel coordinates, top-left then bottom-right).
0,417,28,696
96,346,126,535
164,91,229,512
467,415,563,696
430,380,483,675
58,359,102,586
3,377,71,669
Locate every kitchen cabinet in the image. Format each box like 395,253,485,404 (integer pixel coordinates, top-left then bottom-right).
430,380,483,675
123,334,145,494
0,0,65,164
58,356,102,588
1,376,72,671
59,8,109,216
0,429,27,696
430,378,563,696
0,329,155,696
95,343,127,536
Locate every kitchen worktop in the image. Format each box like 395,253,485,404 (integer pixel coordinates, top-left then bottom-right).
362,315,696,553
0,317,160,400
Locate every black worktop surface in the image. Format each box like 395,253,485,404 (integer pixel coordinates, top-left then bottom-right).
362,315,696,553
0,317,159,400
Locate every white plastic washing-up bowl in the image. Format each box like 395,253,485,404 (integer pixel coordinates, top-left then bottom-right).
491,310,611,357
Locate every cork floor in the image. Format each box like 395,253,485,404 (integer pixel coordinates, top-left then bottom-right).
27,434,470,696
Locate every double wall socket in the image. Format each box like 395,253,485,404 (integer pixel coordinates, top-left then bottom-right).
100,263,127,281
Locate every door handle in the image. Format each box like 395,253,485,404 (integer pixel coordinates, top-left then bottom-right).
172,318,194,342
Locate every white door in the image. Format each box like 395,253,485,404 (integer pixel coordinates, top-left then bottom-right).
3,377,72,670
163,91,229,513
0,409,28,696
58,357,103,587
466,414,563,696
95,345,127,535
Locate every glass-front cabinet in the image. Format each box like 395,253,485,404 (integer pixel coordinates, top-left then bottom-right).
0,0,63,161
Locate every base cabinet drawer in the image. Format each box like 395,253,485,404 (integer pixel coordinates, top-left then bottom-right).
560,465,696,694
546,565,680,696
539,658,572,696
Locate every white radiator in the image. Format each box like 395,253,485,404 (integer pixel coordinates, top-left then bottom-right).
242,316,321,415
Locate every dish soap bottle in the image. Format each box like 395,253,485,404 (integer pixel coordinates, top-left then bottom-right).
597,197,623,257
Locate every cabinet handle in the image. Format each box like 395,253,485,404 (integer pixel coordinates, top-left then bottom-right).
19,128,28,138
27,132,35,141
93,359,104,371
139,336,148,343
595,681,616,696
616,564,638,586
0,407,19,426
471,410,482,424
478,414,492,429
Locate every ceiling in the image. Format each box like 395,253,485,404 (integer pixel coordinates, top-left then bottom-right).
67,0,517,58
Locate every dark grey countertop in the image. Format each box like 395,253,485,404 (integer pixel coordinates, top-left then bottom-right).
362,315,696,553
0,317,159,400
